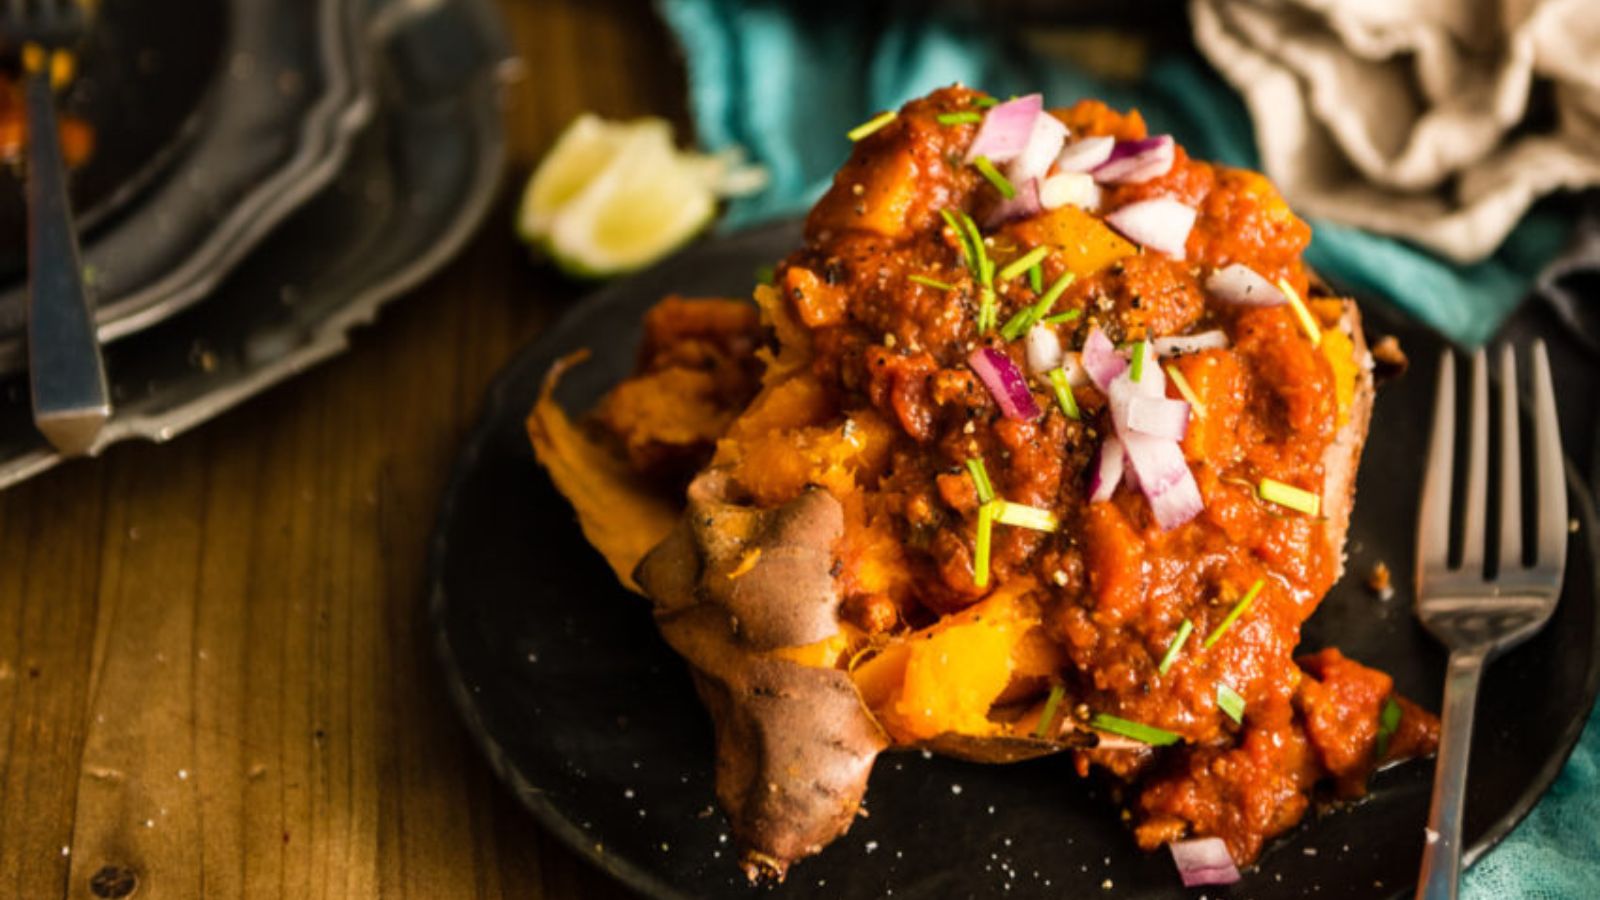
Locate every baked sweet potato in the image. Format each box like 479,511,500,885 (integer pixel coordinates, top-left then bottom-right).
530,86,1438,884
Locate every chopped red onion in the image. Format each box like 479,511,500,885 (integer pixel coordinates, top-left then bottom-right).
1153,330,1229,357
1121,430,1204,529
1089,436,1124,502
1107,367,1202,530
1206,263,1286,306
1008,113,1068,185
984,178,1042,228
1093,135,1175,184
1025,324,1063,374
1054,135,1115,173
1080,327,1127,393
1169,837,1241,887
965,94,1043,164
1126,396,1190,440
1105,198,1196,260
1130,341,1166,397
1061,352,1089,388
969,347,1041,421
1038,171,1100,211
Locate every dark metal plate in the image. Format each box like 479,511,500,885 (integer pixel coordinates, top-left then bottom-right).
0,0,370,372
0,0,508,486
429,221,1600,899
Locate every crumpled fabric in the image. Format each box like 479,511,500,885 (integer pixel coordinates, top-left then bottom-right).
1192,0,1600,264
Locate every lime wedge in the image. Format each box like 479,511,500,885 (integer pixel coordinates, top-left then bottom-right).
517,115,766,278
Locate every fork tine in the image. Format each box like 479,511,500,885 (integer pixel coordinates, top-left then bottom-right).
1531,341,1568,571
1419,353,1456,579
1497,345,1522,572
1460,349,1489,574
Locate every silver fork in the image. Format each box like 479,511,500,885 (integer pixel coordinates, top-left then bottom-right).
1,0,109,455
1414,344,1567,900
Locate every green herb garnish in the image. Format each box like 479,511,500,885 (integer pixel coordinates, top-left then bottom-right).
908,274,956,291
937,111,983,125
1089,713,1181,747
1129,340,1147,382
1157,620,1194,675
847,110,897,142
973,96,999,108
997,246,1050,284
973,502,995,588
1203,579,1266,649
1375,696,1402,760
972,156,1017,199
1217,683,1246,724
966,456,996,505
1166,365,1205,418
998,271,1076,341
991,500,1059,532
1259,478,1321,516
1041,310,1081,326
1035,683,1066,738
1047,368,1080,420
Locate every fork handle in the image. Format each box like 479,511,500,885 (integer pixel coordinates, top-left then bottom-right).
24,63,110,455
1416,650,1485,900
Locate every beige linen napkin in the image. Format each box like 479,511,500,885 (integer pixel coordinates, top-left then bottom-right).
1191,0,1600,263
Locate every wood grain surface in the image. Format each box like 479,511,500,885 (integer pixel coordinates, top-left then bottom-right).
0,1,682,896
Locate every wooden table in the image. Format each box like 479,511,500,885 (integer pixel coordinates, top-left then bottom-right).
0,1,678,896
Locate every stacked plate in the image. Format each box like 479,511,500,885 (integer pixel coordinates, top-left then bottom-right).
0,0,511,487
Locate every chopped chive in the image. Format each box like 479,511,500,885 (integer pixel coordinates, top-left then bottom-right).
973,96,1000,108
937,111,983,125
940,208,979,275
999,271,1077,341
973,502,995,588
1156,620,1194,675
909,274,956,291
997,246,1050,283
847,110,897,141
1277,277,1323,348
1217,683,1246,724
977,286,998,334
1035,683,1066,738
1375,696,1402,760
1089,713,1181,747
1129,340,1147,382
1028,263,1043,294
1258,478,1321,516
992,500,1059,532
972,155,1017,199
998,306,1035,342
957,210,991,283
755,265,775,286
1047,368,1080,420
965,456,996,505
1166,365,1206,418
1036,271,1077,313
1204,579,1266,649
1041,310,1082,326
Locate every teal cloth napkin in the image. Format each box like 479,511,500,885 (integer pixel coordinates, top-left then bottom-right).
656,0,1599,895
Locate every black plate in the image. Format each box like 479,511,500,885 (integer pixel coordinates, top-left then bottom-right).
430,221,1600,899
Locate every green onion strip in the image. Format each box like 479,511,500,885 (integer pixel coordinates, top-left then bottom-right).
1157,620,1194,675
1034,683,1067,738
846,110,897,142
1089,713,1181,747
1203,578,1266,649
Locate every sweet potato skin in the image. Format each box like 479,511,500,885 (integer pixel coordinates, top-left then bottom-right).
635,475,887,883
